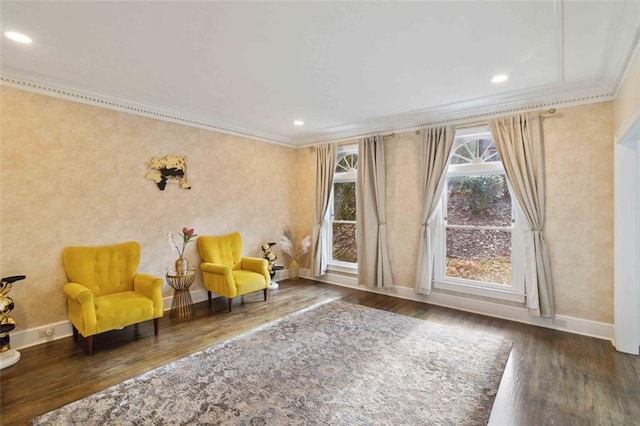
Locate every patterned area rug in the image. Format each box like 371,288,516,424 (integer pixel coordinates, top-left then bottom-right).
33,301,512,425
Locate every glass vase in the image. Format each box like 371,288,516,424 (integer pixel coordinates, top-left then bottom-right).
175,256,189,275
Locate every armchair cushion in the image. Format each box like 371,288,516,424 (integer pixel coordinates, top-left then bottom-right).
94,291,154,333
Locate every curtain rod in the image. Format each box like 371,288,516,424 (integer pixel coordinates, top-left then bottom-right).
310,107,557,147
382,130,421,138
453,108,557,130
384,108,557,135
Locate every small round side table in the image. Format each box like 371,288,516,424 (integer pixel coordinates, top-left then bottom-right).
165,269,196,319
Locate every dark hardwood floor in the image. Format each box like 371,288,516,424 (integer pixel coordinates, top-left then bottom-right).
1,280,638,425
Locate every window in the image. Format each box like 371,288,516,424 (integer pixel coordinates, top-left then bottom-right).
434,128,524,302
329,144,358,268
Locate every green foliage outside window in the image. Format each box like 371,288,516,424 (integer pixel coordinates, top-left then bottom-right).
450,175,507,214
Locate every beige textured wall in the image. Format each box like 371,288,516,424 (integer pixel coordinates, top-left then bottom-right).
0,86,615,332
385,131,422,287
290,147,316,269
613,45,640,137
544,102,614,323
1,87,296,330
294,102,614,323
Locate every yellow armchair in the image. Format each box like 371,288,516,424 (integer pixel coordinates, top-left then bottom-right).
198,233,270,312
62,241,164,355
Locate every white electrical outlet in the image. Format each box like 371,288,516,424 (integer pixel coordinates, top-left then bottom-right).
38,328,55,338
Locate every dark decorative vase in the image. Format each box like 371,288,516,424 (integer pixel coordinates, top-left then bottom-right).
0,275,25,369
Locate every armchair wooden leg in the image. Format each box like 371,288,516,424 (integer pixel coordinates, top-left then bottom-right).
154,318,159,336
85,335,93,356
72,326,79,342
208,291,212,308
264,288,268,301
228,297,233,313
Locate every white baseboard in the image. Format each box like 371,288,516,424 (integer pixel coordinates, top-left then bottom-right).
11,320,75,351
11,289,216,350
312,270,615,344
10,269,614,350
10,275,293,351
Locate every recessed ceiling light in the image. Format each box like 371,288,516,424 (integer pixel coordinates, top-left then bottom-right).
294,120,304,126
491,74,509,84
4,31,32,44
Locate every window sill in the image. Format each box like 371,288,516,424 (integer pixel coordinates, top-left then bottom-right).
434,279,525,303
327,262,358,275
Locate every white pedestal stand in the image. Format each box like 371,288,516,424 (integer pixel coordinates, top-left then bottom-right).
269,267,283,290
0,349,21,369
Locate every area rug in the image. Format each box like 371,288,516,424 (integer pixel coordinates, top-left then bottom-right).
33,300,512,425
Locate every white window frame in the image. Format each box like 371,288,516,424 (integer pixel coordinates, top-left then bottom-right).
433,128,525,303
328,144,358,271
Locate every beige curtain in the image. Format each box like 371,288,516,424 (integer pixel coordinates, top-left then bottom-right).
490,112,554,317
311,143,337,277
415,126,456,295
357,135,394,287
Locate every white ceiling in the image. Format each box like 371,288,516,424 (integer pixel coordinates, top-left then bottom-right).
1,1,639,146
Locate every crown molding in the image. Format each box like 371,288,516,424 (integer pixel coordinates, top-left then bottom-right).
0,2,637,149
295,86,615,146
0,69,298,148
0,69,615,149
613,25,640,99
4,16,638,150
